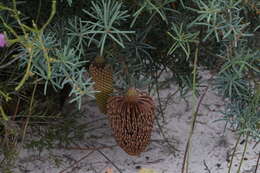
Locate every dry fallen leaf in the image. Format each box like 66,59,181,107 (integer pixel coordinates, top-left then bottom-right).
138,168,156,173
105,168,113,173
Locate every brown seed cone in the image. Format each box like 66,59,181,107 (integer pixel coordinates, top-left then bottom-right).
106,88,155,156
89,57,113,114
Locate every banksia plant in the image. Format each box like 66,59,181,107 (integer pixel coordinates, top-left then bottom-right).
107,88,155,156
1,0,260,171
89,56,113,114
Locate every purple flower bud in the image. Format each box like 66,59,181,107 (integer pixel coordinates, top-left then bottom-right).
0,33,7,47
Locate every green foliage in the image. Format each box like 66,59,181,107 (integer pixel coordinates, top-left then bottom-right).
219,48,260,75
82,0,135,55
131,0,177,27
167,23,199,59
60,0,73,6
222,91,260,138
189,0,252,43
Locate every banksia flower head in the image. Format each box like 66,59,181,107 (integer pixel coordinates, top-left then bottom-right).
107,88,155,156
0,33,7,47
89,56,113,114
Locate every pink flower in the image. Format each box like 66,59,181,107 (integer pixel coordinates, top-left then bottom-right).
0,33,7,47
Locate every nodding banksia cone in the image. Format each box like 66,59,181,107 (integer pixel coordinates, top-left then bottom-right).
106,88,155,156
89,56,113,114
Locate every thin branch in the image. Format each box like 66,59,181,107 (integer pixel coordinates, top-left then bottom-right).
155,116,179,156
96,148,123,173
41,0,57,31
203,160,211,173
59,151,95,173
181,84,209,173
237,132,249,173
155,79,166,122
182,45,200,173
228,133,242,173
19,82,38,153
0,56,19,69
60,145,116,151
151,64,179,155
254,152,260,173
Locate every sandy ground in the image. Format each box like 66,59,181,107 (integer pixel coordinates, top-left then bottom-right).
9,71,260,173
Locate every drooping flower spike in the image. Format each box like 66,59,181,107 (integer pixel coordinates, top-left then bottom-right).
89,56,113,114
107,88,155,156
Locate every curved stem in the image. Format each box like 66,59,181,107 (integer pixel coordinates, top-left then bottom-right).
41,0,57,31
15,45,34,91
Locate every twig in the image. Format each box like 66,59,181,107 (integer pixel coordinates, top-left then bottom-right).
237,132,249,173
164,89,180,105
59,151,94,173
181,84,209,173
0,56,19,69
254,152,260,173
89,163,99,173
146,159,165,164
81,117,107,127
203,160,211,173
253,141,259,149
60,145,116,151
18,82,38,153
155,77,165,122
155,116,179,155
181,45,210,173
228,134,242,173
153,68,179,155
12,97,20,120
96,149,123,173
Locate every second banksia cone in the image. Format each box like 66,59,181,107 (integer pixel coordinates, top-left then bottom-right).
107,88,155,156
89,56,113,114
